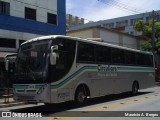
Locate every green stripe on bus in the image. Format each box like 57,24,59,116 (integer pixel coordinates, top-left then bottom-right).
51,66,97,89
117,67,154,71
13,66,154,90
51,66,154,90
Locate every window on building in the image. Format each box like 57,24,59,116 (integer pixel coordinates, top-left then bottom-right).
116,20,128,27
0,1,10,15
0,38,16,48
156,15,160,22
47,13,57,25
130,19,137,26
103,23,114,28
25,7,36,20
130,31,134,35
146,17,149,23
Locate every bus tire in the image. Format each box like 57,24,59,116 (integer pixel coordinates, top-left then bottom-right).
132,82,139,95
75,87,86,105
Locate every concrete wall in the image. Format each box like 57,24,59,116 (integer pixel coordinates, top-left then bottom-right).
68,29,93,39
0,0,66,52
100,29,141,49
123,35,138,49
0,29,42,52
100,29,119,46
67,27,145,49
0,0,66,35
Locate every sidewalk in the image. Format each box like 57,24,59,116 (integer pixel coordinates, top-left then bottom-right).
0,97,25,108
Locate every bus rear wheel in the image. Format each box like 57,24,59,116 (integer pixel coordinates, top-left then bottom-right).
132,82,139,95
75,88,86,105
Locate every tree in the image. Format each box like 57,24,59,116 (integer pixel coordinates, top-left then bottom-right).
141,41,152,51
134,20,160,52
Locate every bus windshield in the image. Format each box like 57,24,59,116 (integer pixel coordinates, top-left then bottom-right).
15,40,50,84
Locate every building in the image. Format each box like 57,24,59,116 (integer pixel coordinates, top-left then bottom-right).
68,10,160,36
67,26,146,50
0,0,66,53
0,0,66,89
66,14,84,28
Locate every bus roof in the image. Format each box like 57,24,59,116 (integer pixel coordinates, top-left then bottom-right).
22,35,153,55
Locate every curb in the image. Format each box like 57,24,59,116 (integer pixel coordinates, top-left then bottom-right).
0,102,26,108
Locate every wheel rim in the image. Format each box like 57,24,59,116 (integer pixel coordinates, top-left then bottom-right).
77,91,85,103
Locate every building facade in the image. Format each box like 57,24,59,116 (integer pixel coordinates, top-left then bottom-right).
0,0,66,53
68,10,160,36
67,26,146,50
0,0,66,89
66,14,84,28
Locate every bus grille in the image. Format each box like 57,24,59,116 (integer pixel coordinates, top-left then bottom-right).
17,94,34,100
17,90,25,93
16,90,37,93
26,90,37,93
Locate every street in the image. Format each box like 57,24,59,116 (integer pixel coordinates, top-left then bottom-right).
0,86,160,120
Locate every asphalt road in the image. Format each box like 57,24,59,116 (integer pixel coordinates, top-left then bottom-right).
1,86,160,120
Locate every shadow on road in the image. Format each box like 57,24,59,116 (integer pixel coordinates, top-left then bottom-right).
10,91,152,117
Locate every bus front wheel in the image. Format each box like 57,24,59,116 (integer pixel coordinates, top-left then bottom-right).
75,88,86,105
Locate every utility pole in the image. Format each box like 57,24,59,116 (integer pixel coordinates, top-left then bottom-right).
151,10,155,56
151,10,159,67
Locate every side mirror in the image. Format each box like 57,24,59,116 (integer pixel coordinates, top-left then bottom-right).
50,52,56,65
50,45,58,65
51,45,58,52
5,60,9,71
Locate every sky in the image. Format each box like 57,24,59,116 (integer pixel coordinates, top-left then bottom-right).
66,0,160,23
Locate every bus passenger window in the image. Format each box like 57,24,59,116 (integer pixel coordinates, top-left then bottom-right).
77,42,95,63
112,48,125,64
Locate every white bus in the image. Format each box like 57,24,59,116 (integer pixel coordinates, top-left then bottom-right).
13,35,155,104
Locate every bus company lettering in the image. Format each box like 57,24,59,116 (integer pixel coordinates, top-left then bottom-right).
97,65,118,77
98,65,117,72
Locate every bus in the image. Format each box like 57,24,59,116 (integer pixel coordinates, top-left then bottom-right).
13,35,155,104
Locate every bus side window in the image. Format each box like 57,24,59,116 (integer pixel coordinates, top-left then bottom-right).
77,42,95,63
111,48,125,64
125,51,135,65
144,54,154,67
95,45,111,64
136,53,144,66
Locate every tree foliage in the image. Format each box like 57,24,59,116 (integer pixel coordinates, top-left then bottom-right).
141,41,152,51
134,20,160,51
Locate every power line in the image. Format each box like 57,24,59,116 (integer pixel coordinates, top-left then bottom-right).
98,0,146,14
98,0,138,14
111,0,148,13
